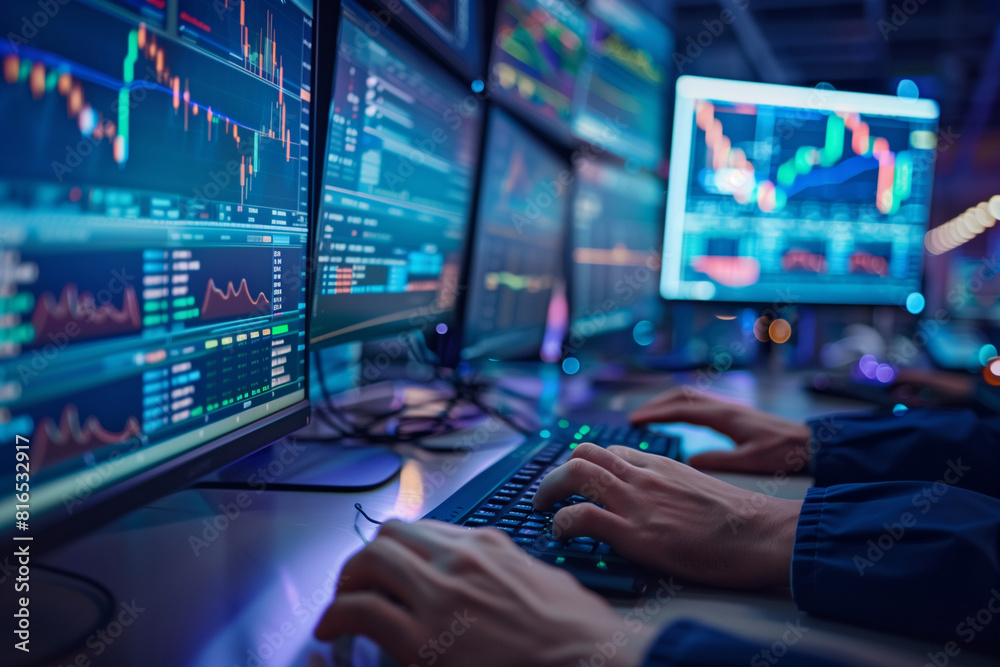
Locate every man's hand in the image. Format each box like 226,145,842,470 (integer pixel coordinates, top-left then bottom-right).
315,520,658,667
533,443,802,589
631,388,813,474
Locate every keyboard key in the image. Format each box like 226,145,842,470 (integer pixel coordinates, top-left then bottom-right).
491,494,514,504
497,518,521,527
464,518,488,527
523,521,545,529
512,536,534,546
506,511,529,519
517,528,541,537
473,510,496,518
482,503,504,511
567,543,595,553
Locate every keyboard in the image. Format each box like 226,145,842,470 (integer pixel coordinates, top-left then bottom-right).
423,423,680,595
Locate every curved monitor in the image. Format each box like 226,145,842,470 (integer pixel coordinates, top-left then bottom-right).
309,0,483,350
661,76,940,306
0,0,312,547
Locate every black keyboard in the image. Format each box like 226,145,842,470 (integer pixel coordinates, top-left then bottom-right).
424,423,680,594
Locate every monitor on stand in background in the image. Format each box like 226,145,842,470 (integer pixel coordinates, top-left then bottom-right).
569,161,666,362
309,0,482,351
489,0,589,140
571,0,672,171
462,108,570,361
0,0,312,656
299,0,486,454
662,76,939,307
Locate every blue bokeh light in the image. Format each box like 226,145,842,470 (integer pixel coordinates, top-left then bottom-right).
906,292,925,315
562,357,581,375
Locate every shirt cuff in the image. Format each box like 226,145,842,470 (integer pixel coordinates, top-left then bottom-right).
790,486,828,613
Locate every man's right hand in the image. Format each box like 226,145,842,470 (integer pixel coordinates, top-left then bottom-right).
532,444,802,589
630,388,813,475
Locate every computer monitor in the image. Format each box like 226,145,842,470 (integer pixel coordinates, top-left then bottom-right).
571,161,664,339
490,0,589,137
945,256,1000,321
571,0,672,170
661,76,940,306
372,0,483,80
309,0,483,351
463,108,569,360
0,0,312,547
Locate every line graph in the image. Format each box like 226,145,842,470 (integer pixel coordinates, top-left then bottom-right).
695,100,914,216
33,405,142,469
573,243,651,267
0,0,306,211
201,277,271,320
484,271,554,293
31,284,142,343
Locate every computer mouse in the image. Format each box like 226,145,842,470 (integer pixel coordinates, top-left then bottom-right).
333,635,400,667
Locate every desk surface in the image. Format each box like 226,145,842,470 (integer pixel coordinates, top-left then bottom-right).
36,369,995,666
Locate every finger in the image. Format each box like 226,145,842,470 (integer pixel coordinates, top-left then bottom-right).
687,446,768,473
630,387,708,415
338,535,436,608
605,445,655,468
630,397,735,432
376,519,468,560
314,591,419,651
533,457,627,511
570,442,635,477
550,502,629,542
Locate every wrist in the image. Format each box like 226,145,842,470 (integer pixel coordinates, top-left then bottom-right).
755,497,803,588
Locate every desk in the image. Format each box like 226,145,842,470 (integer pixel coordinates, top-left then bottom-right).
36,370,995,666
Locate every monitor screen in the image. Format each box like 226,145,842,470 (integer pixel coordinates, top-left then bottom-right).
572,161,664,337
945,256,1000,321
661,76,940,306
572,0,672,170
309,0,482,350
373,0,483,79
463,109,569,360
490,0,589,135
0,0,311,543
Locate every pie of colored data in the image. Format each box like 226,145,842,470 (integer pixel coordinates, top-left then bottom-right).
662,78,939,305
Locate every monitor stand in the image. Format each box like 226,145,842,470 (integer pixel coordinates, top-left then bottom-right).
5,566,113,666
200,436,404,492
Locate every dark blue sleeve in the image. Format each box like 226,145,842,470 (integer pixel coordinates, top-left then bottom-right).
808,408,1000,498
792,482,1000,652
641,619,845,666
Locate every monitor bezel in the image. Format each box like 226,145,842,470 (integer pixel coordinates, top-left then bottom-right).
661,75,940,308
